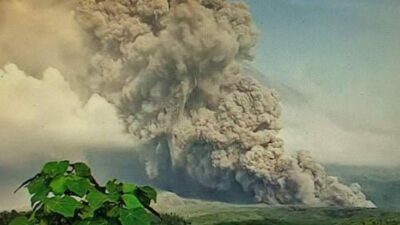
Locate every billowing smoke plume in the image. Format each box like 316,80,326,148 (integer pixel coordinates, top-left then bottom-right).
72,0,374,207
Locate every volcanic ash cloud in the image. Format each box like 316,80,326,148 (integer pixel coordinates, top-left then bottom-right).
74,0,374,207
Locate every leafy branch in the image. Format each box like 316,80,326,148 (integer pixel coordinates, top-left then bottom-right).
10,161,159,225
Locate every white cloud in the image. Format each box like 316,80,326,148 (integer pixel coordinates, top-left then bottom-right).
0,64,136,165
0,64,139,211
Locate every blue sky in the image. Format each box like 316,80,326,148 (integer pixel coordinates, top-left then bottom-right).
248,0,400,86
244,0,400,166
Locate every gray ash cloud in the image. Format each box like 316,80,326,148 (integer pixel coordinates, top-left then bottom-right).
73,0,374,207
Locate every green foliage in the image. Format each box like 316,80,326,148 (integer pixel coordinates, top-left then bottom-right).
9,217,29,225
0,211,27,225
43,196,80,218
1,212,190,225
119,208,151,225
9,161,158,225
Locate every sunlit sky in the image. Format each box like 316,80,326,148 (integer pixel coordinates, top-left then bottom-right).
245,0,400,166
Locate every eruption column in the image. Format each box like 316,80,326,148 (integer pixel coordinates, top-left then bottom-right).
74,0,374,207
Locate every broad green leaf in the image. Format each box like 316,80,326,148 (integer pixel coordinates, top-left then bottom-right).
141,186,157,201
122,194,143,209
106,180,122,202
27,176,47,195
86,189,109,210
106,180,122,194
43,196,80,218
27,177,50,205
66,176,91,197
74,162,91,177
107,206,120,218
30,187,50,206
42,161,69,177
108,192,120,202
49,176,68,195
122,183,136,194
14,174,41,194
9,216,29,225
79,205,95,219
119,208,151,225
137,186,157,205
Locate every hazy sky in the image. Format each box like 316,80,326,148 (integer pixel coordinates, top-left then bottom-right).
245,0,400,166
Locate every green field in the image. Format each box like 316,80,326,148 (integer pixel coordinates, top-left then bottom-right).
3,207,400,225
152,190,400,225
188,206,400,225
